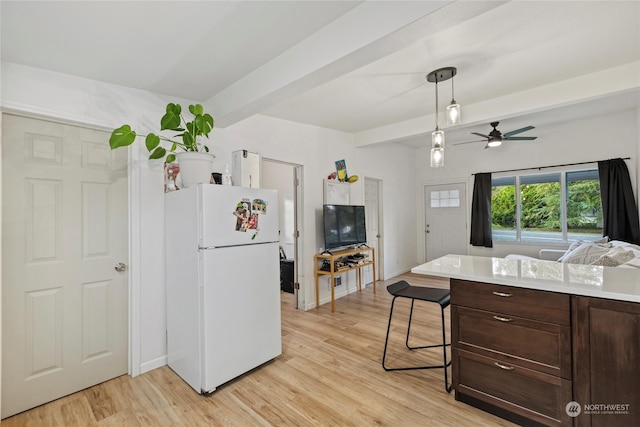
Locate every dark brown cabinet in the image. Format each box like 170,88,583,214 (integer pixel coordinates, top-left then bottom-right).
451,279,640,427
572,296,640,427
451,279,572,426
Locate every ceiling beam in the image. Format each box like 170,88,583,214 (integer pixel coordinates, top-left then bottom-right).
207,1,507,128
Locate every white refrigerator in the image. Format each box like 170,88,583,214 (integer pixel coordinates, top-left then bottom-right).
165,184,282,393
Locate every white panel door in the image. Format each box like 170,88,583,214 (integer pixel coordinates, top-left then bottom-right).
2,114,128,418
364,178,382,283
424,182,467,262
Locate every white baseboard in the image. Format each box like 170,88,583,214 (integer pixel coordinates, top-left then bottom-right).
139,355,168,375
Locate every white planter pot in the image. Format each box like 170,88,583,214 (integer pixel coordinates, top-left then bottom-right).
176,152,215,188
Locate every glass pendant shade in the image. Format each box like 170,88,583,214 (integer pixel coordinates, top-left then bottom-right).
430,147,444,168
446,102,461,125
432,129,445,148
431,129,445,167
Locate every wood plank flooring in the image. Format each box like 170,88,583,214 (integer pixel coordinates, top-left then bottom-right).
3,273,516,426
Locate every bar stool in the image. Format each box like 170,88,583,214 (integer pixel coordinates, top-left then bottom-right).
382,280,452,392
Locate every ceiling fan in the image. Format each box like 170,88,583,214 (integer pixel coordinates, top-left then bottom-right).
455,121,537,148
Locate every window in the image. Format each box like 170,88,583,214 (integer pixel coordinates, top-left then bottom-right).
491,169,602,243
430,190,460,208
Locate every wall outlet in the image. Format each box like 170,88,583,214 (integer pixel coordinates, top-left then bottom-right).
334,276,342,287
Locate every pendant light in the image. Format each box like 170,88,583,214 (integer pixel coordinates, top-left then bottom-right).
426,67,458,168
430,75,444,168
446,71,461,125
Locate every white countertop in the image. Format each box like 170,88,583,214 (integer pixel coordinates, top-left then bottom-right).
412,255,640,303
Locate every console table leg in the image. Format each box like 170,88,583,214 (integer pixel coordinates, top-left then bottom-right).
315,275,320,310
330,272,335,312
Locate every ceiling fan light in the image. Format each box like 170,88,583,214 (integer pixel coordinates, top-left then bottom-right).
430,147,444,168
432,129,445,148
487,139,502,148
446,102,461,125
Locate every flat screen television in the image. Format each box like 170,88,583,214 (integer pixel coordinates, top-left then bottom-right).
323,204,367,250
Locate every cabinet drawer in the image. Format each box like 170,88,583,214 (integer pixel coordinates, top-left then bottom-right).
454,306,571,378
455,349,572,426
451,279,570,325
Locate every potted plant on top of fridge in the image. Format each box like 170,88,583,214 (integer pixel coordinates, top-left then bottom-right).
108,103,215,188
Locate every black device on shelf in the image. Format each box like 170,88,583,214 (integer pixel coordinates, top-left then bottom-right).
322,204,367,251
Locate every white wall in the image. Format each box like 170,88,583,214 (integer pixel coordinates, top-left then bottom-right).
1,63,418,376
219,115,418,307
415,109,640,260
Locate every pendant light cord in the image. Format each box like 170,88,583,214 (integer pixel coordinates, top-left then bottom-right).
434,79,440,131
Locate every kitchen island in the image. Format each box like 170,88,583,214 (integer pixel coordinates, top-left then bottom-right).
412,255,640,427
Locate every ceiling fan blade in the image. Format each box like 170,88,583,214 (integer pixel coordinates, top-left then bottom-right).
471,132,490,139
453,139,486,146
503,126,535,137
505,136,538,141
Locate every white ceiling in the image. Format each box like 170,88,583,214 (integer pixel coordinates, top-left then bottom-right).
2,1,639,148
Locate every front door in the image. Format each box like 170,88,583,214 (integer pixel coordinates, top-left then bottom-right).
2,114,129,418
424,182,467,262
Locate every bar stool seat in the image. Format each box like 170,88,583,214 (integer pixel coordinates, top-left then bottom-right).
382,280,452,392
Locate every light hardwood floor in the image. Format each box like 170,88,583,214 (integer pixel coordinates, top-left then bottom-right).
4,273,516,426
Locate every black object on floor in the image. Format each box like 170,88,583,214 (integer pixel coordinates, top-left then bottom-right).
280,259,294,294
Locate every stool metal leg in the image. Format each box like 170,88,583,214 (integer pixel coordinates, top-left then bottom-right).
381,296,399,372
382,296,452,393
441,305,452,393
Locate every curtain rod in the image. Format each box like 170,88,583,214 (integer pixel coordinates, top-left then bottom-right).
473,157,631,176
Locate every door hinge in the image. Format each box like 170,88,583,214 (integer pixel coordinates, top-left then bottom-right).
294,282,300,290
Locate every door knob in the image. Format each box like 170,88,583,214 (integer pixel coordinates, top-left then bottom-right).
115,262,127,272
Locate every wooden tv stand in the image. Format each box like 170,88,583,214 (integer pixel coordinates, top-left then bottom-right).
314,246,376,312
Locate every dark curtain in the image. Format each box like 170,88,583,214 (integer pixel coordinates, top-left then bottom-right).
598,158,640,244
470,172,493,247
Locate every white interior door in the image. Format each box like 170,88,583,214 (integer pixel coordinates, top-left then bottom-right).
1,114,128,418
262,159,303,310
424,182,467,262
364,178,382,283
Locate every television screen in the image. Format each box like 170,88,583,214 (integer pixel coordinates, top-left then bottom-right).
323,204,367,250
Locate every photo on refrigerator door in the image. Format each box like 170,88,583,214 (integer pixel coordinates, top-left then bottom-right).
252,198,268,214
233,198,267,233
233,200,251,231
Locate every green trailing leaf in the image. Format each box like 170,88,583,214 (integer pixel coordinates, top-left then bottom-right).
166,154,176,163
109,125,136,149
183,132,195,149
160,103,181,130
204,114,214,133
189,104,203,116
195,114,213,136
145,134,160,151
149,146,166,160
170,143,177,152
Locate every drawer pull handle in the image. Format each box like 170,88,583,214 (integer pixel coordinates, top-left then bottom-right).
494,362,515,371
493,315,513,322
492,291,513,298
